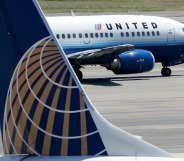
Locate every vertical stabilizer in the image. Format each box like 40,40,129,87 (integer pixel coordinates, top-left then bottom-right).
0,0,171,157
0,0,107,156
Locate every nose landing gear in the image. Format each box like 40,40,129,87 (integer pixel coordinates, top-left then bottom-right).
161,67,172,77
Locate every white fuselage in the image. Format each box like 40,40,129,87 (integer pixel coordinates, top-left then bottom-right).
47,15,184,62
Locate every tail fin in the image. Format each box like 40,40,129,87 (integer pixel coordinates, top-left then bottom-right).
0,0,171,157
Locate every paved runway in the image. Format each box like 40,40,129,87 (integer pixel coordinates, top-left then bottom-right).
81,64,184,156
0,12,184,157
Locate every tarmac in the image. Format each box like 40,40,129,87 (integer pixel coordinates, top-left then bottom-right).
81,64,184,157
0,12,184,157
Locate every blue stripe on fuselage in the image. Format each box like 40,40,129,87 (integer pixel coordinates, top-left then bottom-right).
60,42,184,63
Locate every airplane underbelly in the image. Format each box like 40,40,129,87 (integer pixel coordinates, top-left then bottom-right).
135,45,183,62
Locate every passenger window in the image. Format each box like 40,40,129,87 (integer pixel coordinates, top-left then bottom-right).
85,33,88,38
147,31,150,36
90,33,94,38
137,32,140,37
132,32,135,37
95,33,99,38
56,34,60,39
105,33,108,37
110,33,113,37
79,33,82,38
67,34,71,39
73,33,76,38
62,34,65,39
142,32,145,36
126,32,129,37
156,31,160,36
120,32,124,37
100,33,103,38
152,31,155,36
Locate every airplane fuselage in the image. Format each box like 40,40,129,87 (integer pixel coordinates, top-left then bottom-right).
47,15,184,64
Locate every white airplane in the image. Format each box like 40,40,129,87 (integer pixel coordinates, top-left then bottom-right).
46,14,184,80
0,0,183,161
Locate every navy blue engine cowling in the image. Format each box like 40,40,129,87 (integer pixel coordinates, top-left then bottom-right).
113,49,155,74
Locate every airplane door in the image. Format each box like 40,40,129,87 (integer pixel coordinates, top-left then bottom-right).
166,23,175,45
83,31,90,44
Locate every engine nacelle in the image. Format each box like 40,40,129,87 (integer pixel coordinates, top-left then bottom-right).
111,49,155,74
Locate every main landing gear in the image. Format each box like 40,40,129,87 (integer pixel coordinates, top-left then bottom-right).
161,67,172,77
73,65,83,81
74,69,83,81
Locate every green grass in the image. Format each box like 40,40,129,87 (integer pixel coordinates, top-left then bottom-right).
38,0,184,13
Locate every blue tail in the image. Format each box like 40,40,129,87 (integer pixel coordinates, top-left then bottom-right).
0,0,172,158
0,0,107,156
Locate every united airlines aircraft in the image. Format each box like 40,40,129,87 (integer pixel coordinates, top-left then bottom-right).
46,14,184,80
0,0,184,161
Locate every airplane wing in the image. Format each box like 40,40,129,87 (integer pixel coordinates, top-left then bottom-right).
67,44,134,60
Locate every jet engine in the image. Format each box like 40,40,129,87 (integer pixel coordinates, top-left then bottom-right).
108,49,155,74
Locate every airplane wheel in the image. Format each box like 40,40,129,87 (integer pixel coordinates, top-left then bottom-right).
74,69,83,81
161,67,172,77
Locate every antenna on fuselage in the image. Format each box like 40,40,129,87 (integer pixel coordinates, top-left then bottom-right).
71,10,75,16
